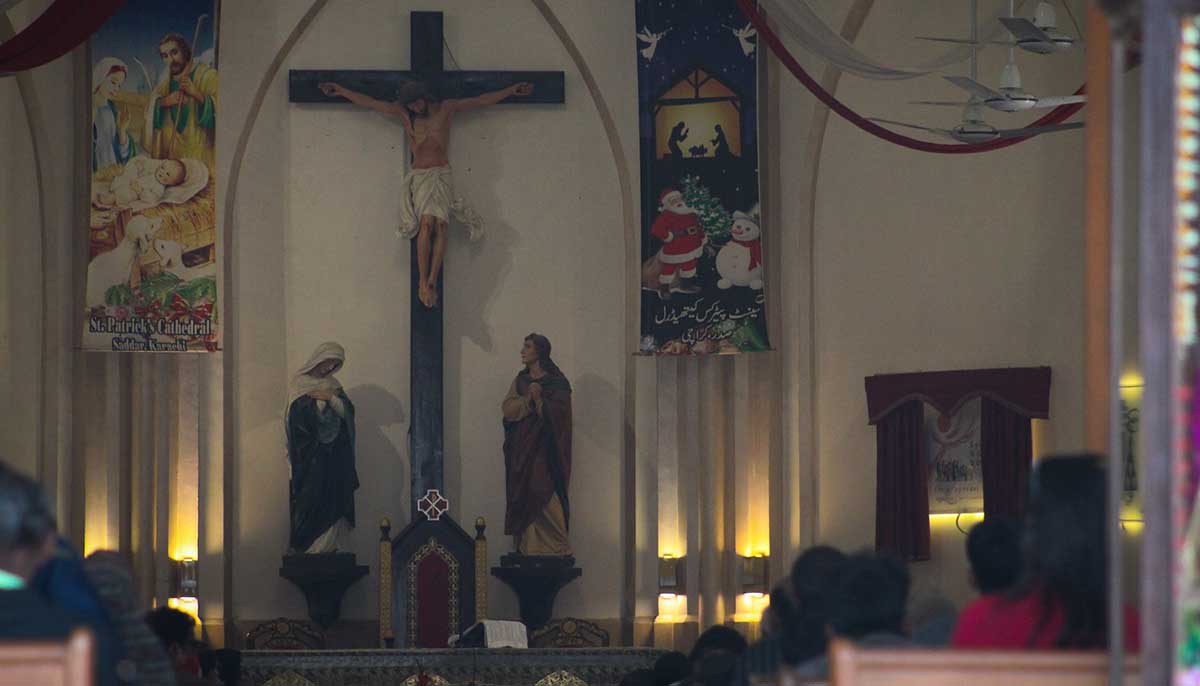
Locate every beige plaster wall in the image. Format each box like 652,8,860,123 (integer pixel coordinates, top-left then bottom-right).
0,0,81,487
809,0,1089,606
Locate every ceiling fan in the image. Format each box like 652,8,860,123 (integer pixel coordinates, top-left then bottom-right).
912,63,1086,113
870,105,1083,144
876,1,1083,144
917,1,1079,55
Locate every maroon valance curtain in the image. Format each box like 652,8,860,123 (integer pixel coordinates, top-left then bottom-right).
866,367,1050,560
0,0,124,74
865,366,1052,424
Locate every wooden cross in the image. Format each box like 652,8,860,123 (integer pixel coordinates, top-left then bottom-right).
289,12,565,515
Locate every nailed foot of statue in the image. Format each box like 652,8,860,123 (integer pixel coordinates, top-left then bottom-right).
419,281,439,308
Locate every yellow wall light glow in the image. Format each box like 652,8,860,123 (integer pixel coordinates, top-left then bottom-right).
1119,371,1144,389
655,593,688,623
172,545,199,561
1120,520,1145,535
167,597,202,634
929,512,985,532
732,592,770,623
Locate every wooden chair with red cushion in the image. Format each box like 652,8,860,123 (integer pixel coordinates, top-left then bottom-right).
379,510,488,648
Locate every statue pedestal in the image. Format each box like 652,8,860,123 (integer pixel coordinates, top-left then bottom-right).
491,554,581,631
280,553,368,629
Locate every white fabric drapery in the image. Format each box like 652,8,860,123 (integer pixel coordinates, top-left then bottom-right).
756,0,1029,80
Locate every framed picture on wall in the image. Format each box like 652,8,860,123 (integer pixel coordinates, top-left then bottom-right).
924,398,984,515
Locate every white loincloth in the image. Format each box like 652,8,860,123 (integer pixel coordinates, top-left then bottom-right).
397,165,484,242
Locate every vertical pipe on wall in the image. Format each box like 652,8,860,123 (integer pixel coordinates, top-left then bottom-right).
199,354,225,643
1085,7,1114,456
1105,10,1127,681
153,354,173,605
634,356,660,631
657,359,681,558
680,361,701,622
726,359,738,623
706,358,731,625
66,43,90,544
132,356,156,607
102,355,124,550
656,358,685,627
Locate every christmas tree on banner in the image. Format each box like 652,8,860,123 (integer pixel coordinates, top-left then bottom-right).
681,174,731,242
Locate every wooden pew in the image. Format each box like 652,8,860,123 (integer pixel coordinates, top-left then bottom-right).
0,628,94,686
827,639,1140,686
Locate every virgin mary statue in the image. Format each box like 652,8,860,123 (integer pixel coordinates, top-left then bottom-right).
286,342,359,554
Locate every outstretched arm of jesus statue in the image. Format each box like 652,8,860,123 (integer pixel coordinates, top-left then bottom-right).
319,82,413,132
447,82,533,114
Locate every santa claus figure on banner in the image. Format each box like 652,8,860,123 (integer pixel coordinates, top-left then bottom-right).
649,187,707,300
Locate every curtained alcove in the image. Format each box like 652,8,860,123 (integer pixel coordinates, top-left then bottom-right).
865,367,1052,561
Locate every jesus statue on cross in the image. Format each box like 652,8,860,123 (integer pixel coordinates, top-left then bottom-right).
318,79,534,307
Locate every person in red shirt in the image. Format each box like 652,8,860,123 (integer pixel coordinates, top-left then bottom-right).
649,188,707,299
951,455,1140,651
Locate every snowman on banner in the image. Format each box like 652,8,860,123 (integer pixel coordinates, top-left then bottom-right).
716,208,763,290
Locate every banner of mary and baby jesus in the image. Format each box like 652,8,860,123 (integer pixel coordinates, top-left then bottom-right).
83,0,219,352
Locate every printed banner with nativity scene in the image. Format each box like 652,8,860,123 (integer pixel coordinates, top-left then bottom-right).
636,0,770,355
84,0,220,352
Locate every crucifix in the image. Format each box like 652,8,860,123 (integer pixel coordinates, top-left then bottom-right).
289,12,565,516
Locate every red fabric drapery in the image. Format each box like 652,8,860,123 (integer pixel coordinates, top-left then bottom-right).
875,400,930,561
0,0,124,74
415,554,451,648
734,0,1086,155
980,396,1033,519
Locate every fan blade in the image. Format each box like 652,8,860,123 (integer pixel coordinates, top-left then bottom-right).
993,122,1085,139
909,100,971,107
907,101,974,107
945,75,1004,100
998,17,1053,43
1032,95,1087,108
868,117,956,138
915,36,982,45
915,36,1015,47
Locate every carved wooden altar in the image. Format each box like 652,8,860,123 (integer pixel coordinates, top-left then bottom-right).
243,647,663,686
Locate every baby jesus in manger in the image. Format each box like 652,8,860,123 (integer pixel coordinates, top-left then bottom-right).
93,155,209,213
